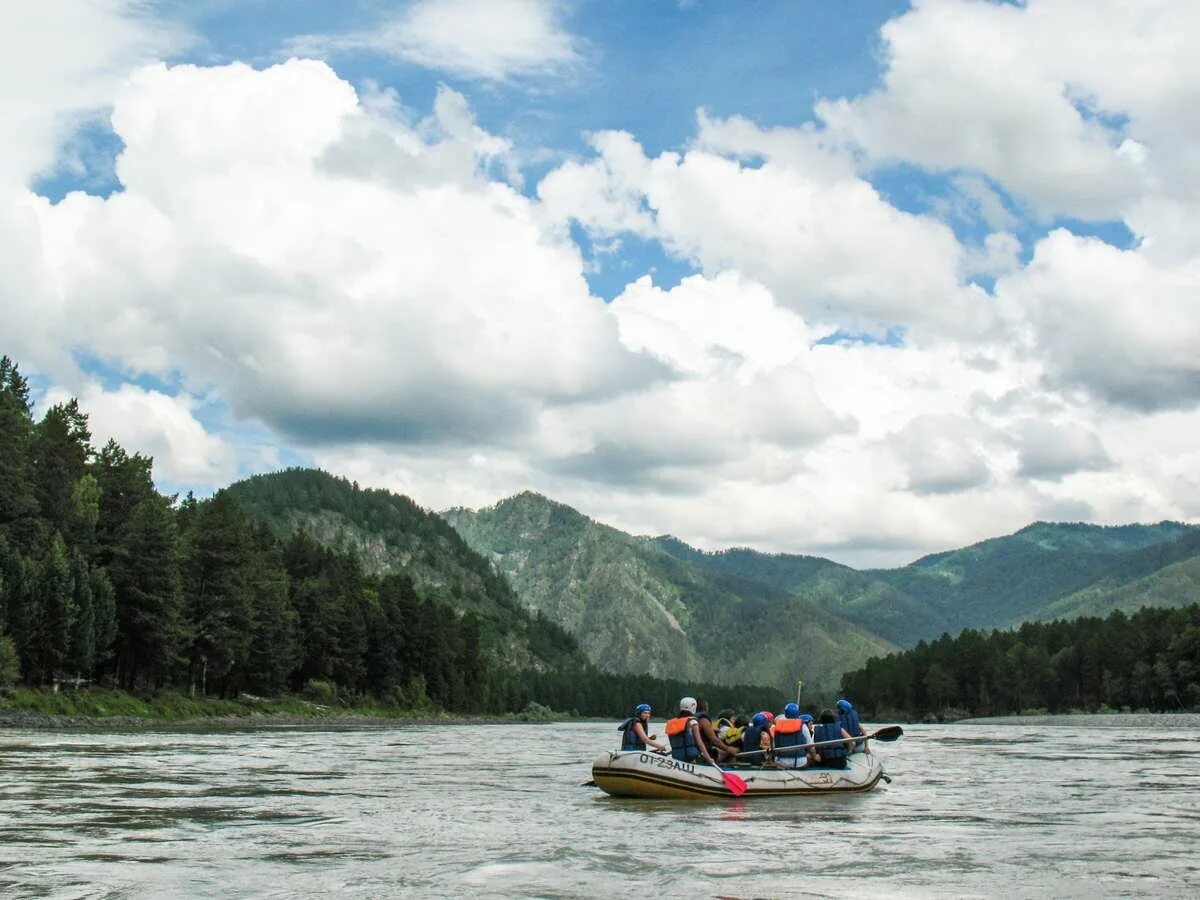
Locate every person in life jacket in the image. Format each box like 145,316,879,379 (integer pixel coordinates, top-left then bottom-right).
837,698,866,751
665,696,719,766
618,703,668,753
771,702,813,769
812,708,854,768
739,712,774,765
695,698,739,763
716,709,744,752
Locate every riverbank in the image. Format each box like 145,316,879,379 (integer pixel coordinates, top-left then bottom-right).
0,687,560,729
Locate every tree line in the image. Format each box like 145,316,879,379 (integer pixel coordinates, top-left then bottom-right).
0,355,783,717
839,605,1200,719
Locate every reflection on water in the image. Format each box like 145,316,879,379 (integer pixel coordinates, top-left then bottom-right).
1,720,1198,897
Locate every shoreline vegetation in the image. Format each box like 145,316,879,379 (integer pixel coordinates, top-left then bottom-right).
0,686,569,729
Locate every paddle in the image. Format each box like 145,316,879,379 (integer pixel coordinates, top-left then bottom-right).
735,725,904,759
716,766,748,796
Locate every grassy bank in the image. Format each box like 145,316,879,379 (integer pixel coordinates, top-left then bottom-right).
0,687,560,727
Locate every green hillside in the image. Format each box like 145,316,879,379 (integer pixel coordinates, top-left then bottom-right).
648,538,945,647
650,521,1199,646
225,470,584,671
444,492,895,693
1037,530,1200,621
870,521,1196,633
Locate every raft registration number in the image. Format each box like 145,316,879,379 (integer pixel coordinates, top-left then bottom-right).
638,753,696,775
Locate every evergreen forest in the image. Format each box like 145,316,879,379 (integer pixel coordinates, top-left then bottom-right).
840,605,1200,719
0,355,783,718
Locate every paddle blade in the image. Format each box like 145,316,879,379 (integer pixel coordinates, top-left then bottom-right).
872,725,904,742
722,771,748,796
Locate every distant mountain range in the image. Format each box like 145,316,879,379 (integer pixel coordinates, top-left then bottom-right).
445,492,1198,690
223,468,1199,694
442,492,894,693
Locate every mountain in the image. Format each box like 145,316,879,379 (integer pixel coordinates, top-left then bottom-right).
224,469,585,672
657,521,1199,646
647,538,947,648
1035,529,1200,621
443,492,896,692
869,521,1196,633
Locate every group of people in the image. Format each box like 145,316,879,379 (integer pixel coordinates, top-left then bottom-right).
617,696,867,769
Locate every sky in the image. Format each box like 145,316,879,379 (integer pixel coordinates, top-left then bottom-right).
3,0,1200,567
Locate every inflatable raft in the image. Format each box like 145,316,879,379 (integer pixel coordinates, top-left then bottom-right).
592,749,885,799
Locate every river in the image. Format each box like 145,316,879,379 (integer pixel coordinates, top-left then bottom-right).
2,718,1198,897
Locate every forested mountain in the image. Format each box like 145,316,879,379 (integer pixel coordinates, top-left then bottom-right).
1036,529,1200,622
652,522,1199,647
443,492,895,693
648,537,947,647
225,470,578,671
869,521,1197,634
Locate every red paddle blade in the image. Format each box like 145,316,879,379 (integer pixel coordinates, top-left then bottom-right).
722,771,748,796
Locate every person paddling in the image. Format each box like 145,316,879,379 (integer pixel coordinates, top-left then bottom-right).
665,697,720,767
811,708,854,768
618,703,668,753
837,698,866,752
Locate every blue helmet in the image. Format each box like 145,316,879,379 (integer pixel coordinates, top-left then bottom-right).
837,699,853,713
635,703,651,714
751,712,769,727
800,713,814,723
783,702,800,718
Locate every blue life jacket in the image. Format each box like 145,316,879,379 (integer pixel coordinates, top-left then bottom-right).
773,717,808,759
666,716,701,762
618,716,646,751
814,722,849,760
740,723,770,761
838,707,864,739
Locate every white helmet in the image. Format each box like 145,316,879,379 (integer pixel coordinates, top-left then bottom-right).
679,696,697,714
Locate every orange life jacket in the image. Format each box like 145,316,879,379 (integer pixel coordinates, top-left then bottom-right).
665,716,701,762
773,716,808,758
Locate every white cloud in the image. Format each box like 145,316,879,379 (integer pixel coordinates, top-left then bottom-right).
23,60,658,448
39,382,237,489
288,0,580,82
995,230,1200,410
1013,419,1111,481
815,0,1149,221
0,0,185,188
817,0,1200,249
891,414,994,494
539,116,997,337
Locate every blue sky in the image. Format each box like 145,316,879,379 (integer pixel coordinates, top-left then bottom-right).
6,0,1199,565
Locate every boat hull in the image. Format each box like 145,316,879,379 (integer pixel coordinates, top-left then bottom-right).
592,750,883,799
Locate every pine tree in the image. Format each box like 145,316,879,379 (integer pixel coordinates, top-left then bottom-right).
65,549,96,680
180,492,255,696
0,356,38,549
90,566,118,678
109,496,181,690
31,401,92,539
30,535,71,685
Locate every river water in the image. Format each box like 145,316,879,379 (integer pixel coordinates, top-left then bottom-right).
2,718,1198,898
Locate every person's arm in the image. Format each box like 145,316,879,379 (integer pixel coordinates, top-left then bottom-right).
700,719,736,755
635,720,667,752
840,727,855,751
692,721,718,765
